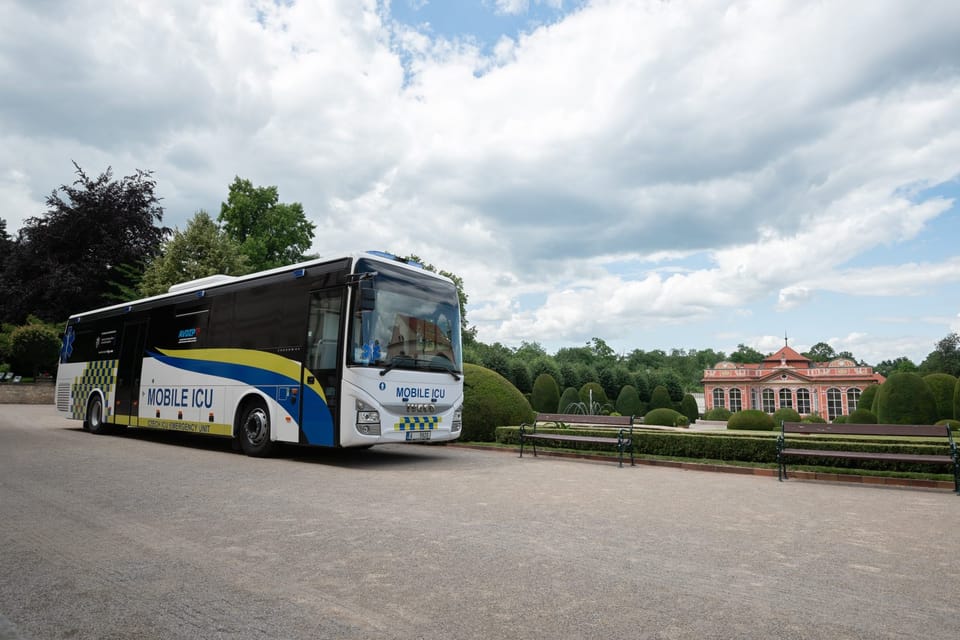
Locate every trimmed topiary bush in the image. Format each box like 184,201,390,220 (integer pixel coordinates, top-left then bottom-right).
875,372,938,425
530,373,561,413
847,408,878,424
727,409,775,431
858,384,880,415
649,385,673,410
802,412,827,423
615,385,642,418
578,382,608,405
644,408,686,427
923,373,957,421
462,363,535,442
704,407,732,421
772,407,801,425
558,387,581,414
679,394,699,424
936,419,960,432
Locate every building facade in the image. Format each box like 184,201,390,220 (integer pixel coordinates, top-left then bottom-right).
701,345,885,420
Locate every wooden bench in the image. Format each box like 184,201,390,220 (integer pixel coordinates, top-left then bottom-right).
519,413,635,467
777,421,959,494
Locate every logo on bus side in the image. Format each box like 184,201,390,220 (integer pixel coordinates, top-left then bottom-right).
147,387,214,409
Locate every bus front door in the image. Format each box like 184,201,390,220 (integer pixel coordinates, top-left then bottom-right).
302,290,343,446
114,320,148,426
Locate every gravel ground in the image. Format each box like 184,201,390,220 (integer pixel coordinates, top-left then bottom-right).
1,404,958,639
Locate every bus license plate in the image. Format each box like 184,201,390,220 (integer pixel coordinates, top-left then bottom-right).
406,431,431,441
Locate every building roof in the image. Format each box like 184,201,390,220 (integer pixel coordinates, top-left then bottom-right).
763,345,810,367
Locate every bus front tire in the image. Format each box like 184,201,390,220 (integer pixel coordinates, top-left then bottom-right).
86,395,110,435
239,401,276,457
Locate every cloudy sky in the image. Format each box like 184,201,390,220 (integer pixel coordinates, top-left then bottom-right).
2,0,959,365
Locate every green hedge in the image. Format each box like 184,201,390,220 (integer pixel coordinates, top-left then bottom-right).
498,427,776,463
494,427,956,474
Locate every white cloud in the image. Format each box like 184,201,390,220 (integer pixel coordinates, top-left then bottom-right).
1,0,959,364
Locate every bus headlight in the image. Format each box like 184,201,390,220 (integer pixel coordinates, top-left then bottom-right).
356,399,381,436
452,405,462,432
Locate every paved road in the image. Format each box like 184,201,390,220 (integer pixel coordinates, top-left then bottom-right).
1,405,958,639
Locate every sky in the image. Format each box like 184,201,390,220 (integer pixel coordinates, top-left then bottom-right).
2,0,959,366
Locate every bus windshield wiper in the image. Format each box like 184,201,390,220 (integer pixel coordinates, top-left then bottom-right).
426,360,461,381
379,355,415,376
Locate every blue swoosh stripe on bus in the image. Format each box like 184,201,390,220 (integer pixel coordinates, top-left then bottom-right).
147,351,334,446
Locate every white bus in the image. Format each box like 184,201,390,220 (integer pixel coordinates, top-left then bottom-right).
55,251,464,456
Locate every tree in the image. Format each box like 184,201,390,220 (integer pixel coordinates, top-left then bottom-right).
728,343,765,364
919,333,960,377
874,356,918,378
0,163,168,324
140,211,250,296
0,218,10,257
803,342,836,362
219,177,315,271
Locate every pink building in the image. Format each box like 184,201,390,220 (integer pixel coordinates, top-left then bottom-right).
701,345,885,420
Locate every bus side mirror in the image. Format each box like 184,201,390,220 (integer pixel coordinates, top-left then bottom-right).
359,282,376,312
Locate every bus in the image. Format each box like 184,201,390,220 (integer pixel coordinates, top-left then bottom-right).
55,251,464,456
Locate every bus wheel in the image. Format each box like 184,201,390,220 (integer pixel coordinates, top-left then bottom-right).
239,401,276,457
86,395,110,435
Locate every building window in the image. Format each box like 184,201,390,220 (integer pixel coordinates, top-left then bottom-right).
779,388,793,409
796,388,811,414
762,389,775,413
729,388,742,412
713,388,725,409
827,388,843,420
847,387,861,413
751,388,759,410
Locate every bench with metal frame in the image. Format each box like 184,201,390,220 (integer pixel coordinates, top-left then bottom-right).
777,421,959,494
519,413,635,467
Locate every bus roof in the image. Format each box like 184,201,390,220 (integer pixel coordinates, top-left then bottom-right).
67,251,454,321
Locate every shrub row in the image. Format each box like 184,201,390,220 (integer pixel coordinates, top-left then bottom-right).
494,426,955,474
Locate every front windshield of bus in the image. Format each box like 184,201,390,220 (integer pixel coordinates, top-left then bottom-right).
348,259,463,375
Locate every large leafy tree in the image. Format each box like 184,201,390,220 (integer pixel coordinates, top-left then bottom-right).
140,210,250,296
803,341,836,362
728,343,765,364
874,356,917,378
218,177,315,271
919,332,960,377
0,164,168,324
